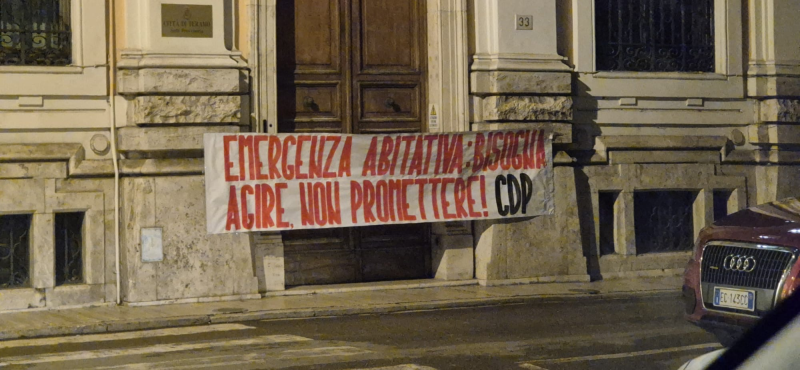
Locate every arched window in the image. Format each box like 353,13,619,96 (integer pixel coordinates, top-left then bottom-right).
0,0,71,66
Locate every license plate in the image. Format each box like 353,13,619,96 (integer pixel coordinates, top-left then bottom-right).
713,287,755,311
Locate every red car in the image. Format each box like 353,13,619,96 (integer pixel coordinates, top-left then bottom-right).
683,197,800,346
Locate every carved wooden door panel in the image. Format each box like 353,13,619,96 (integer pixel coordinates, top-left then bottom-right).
277,0,355,286
277,0,429,286
350,0,429,282
351,0,426,134
276,0,350,134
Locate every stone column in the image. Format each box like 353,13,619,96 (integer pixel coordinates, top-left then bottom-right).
115,0,259,303
432,222,474,280
470,0,584,284
614,191,635,256
119,0,248,130
474,168,589,285
252,233,286,292
31,212,55,293
471,0,572,134
747,0,800,202
692,189,714,241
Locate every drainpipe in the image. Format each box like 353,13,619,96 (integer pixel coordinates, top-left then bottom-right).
107,0,122,305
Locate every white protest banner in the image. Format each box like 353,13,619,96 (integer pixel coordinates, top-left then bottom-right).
204,130,553,234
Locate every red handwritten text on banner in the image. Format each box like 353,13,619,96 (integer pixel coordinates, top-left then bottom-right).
204,130,553,234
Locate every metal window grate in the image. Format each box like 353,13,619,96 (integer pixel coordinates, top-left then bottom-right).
701,244,794,290
0,0,71,66
55,212,83,286
594,0,715,72
634,191,695,254
0,214,31,289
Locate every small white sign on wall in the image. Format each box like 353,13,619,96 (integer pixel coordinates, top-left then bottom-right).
141,227,163,262
428,104,439,131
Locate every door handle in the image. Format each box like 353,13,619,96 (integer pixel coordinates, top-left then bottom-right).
385,97,396,109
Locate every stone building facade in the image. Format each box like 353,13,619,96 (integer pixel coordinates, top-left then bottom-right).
0,0,798,310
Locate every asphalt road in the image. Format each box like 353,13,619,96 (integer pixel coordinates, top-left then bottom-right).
0,292,720,369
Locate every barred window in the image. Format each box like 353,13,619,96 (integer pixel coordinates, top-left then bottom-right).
0,214,32,289
634,191,695,254
0,0,72,66
595,0,715,72
55,212,84,286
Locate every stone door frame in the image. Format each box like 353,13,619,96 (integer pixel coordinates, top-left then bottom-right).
247,0,473,291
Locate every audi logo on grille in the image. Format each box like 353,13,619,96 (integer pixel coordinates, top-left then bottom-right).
723,254,757,272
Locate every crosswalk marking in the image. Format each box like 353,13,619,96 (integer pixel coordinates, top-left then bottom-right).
279,346,373,359
0,334,312,366
350,365,438,370
93,358,438,370
0,323,255,350
519,364,549,370
163,359,263,370
163,358,264,370
517,343,723,366
89,354,263,370
161,354,264,370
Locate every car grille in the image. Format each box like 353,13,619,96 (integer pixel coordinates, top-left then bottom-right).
701,243,795,290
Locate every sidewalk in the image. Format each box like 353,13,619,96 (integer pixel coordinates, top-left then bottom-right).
0,275,682,341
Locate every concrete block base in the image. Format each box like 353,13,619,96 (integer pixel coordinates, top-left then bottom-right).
0,288,46,311
433,235,474,281
599,268,685,280
479,274,591,287
597,253,691,280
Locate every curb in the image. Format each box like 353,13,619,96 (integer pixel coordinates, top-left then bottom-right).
0,289,680,341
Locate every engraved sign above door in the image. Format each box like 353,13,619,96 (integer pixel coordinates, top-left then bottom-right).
161,4,213,38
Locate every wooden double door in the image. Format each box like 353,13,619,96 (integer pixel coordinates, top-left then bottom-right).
276,0,431,286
